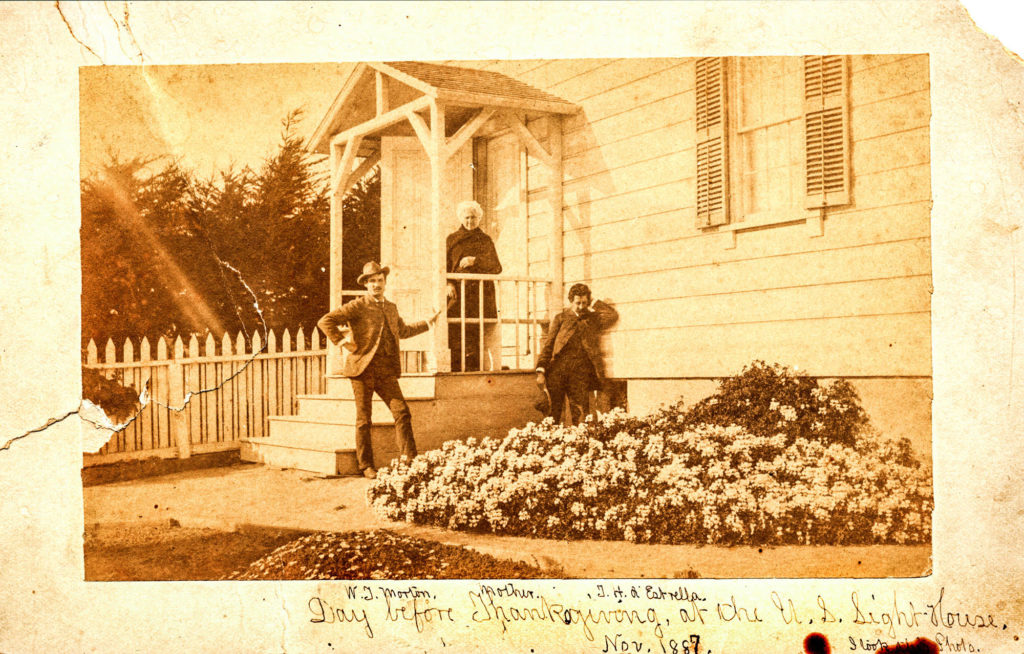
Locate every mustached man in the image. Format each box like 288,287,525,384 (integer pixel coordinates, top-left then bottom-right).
317,261,441,478
535,283,618,425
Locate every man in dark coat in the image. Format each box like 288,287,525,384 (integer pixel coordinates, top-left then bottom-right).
318,261,440,478
446,200,503,372
535,283,618,425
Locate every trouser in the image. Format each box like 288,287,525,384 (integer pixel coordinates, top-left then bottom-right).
349,363,416,470
546,357,596,425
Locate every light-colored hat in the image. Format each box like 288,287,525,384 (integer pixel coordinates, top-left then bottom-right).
357,261,390,285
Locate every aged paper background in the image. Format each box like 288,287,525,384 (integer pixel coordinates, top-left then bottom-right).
1,1,1022,652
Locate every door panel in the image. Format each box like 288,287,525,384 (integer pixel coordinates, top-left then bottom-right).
381,136,473,355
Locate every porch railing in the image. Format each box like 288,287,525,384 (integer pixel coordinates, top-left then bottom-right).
447,273,550,372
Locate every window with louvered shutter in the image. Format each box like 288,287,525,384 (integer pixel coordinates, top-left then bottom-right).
695,57,728,228
730,57,805,223
804,55,850,207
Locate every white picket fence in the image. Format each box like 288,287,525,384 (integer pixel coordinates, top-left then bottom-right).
82,327,328,467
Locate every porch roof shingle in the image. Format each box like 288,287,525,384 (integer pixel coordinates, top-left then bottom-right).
383,61,572,108
307,61,576,154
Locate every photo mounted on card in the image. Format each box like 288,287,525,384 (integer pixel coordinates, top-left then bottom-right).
80,55,932,582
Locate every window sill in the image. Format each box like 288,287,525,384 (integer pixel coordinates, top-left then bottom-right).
712,210,825,249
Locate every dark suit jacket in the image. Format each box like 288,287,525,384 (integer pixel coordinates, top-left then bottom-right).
536,300,618,385
317,295,429,378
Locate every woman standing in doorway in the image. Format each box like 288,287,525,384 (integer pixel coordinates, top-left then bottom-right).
446,200,502,372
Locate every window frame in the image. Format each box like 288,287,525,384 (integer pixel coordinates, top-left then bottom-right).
693,55,852,238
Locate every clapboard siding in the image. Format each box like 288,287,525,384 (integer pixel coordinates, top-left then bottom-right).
562,92,694,158
479,56,930,379
562,148,694,205
852,126,930,176
552,167,930,267
845,163,931,210
527,235,548,264
539,59,679,99
562,200,931,282
472,59,549,77
591,237,930,305
515,59,620,93
613,275,930,332
850,54,929,107
562,126,693,185
607,313,931,378
561,63,694,126
851,89,931,141
849,53,918,73
560,183,697,248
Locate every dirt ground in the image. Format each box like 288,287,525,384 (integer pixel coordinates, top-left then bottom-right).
84,523,312,581
84,465,932,579
84,522,559,581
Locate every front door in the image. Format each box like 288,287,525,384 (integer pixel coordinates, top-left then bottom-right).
380,136,474,360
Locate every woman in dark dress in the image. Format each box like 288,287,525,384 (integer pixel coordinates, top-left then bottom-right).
446,200,502,372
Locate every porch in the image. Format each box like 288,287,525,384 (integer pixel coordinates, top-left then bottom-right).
242,62,579,474
315,61,576,375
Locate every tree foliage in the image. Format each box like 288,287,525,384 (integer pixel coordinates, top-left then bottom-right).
81,109,380,350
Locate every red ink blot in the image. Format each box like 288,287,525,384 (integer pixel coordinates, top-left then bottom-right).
878,638,939,654
804,633,830,654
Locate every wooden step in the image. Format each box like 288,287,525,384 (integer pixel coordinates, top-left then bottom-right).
325,373,436,398
295,394,433,424
241,416,410,475
266,415,393,440
240,436,358,476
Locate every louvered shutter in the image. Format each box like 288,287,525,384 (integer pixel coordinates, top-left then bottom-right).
695,57,729,227
804,55,850,207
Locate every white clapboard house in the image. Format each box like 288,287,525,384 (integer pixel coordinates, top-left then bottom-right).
241,56,931,474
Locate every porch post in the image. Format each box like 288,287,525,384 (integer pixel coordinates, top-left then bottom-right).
429,101,451,373
548,114,564,314
328,141,344,376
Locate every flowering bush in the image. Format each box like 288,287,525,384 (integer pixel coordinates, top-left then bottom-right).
683,361,869,447
367,364,932,546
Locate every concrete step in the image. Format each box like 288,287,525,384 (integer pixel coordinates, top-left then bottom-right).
295,394,433,424
325,374,436,398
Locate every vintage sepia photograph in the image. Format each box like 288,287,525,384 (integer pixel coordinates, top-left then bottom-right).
80,56,933,582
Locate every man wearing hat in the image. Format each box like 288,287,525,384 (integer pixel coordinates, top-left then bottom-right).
317,261,441,478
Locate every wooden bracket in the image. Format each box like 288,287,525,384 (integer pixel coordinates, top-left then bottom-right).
342,150,381,196
331,137,382,198
406,109,432,155
375,70,389,116
443,107,496,162
501,111,556,168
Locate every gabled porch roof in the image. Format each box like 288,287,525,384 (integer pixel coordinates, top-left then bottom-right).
314,61,575,376
307,61,577,155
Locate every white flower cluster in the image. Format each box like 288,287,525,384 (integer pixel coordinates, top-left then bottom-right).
367,406,932,546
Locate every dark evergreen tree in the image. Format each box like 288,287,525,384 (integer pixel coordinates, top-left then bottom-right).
81,109,381,352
